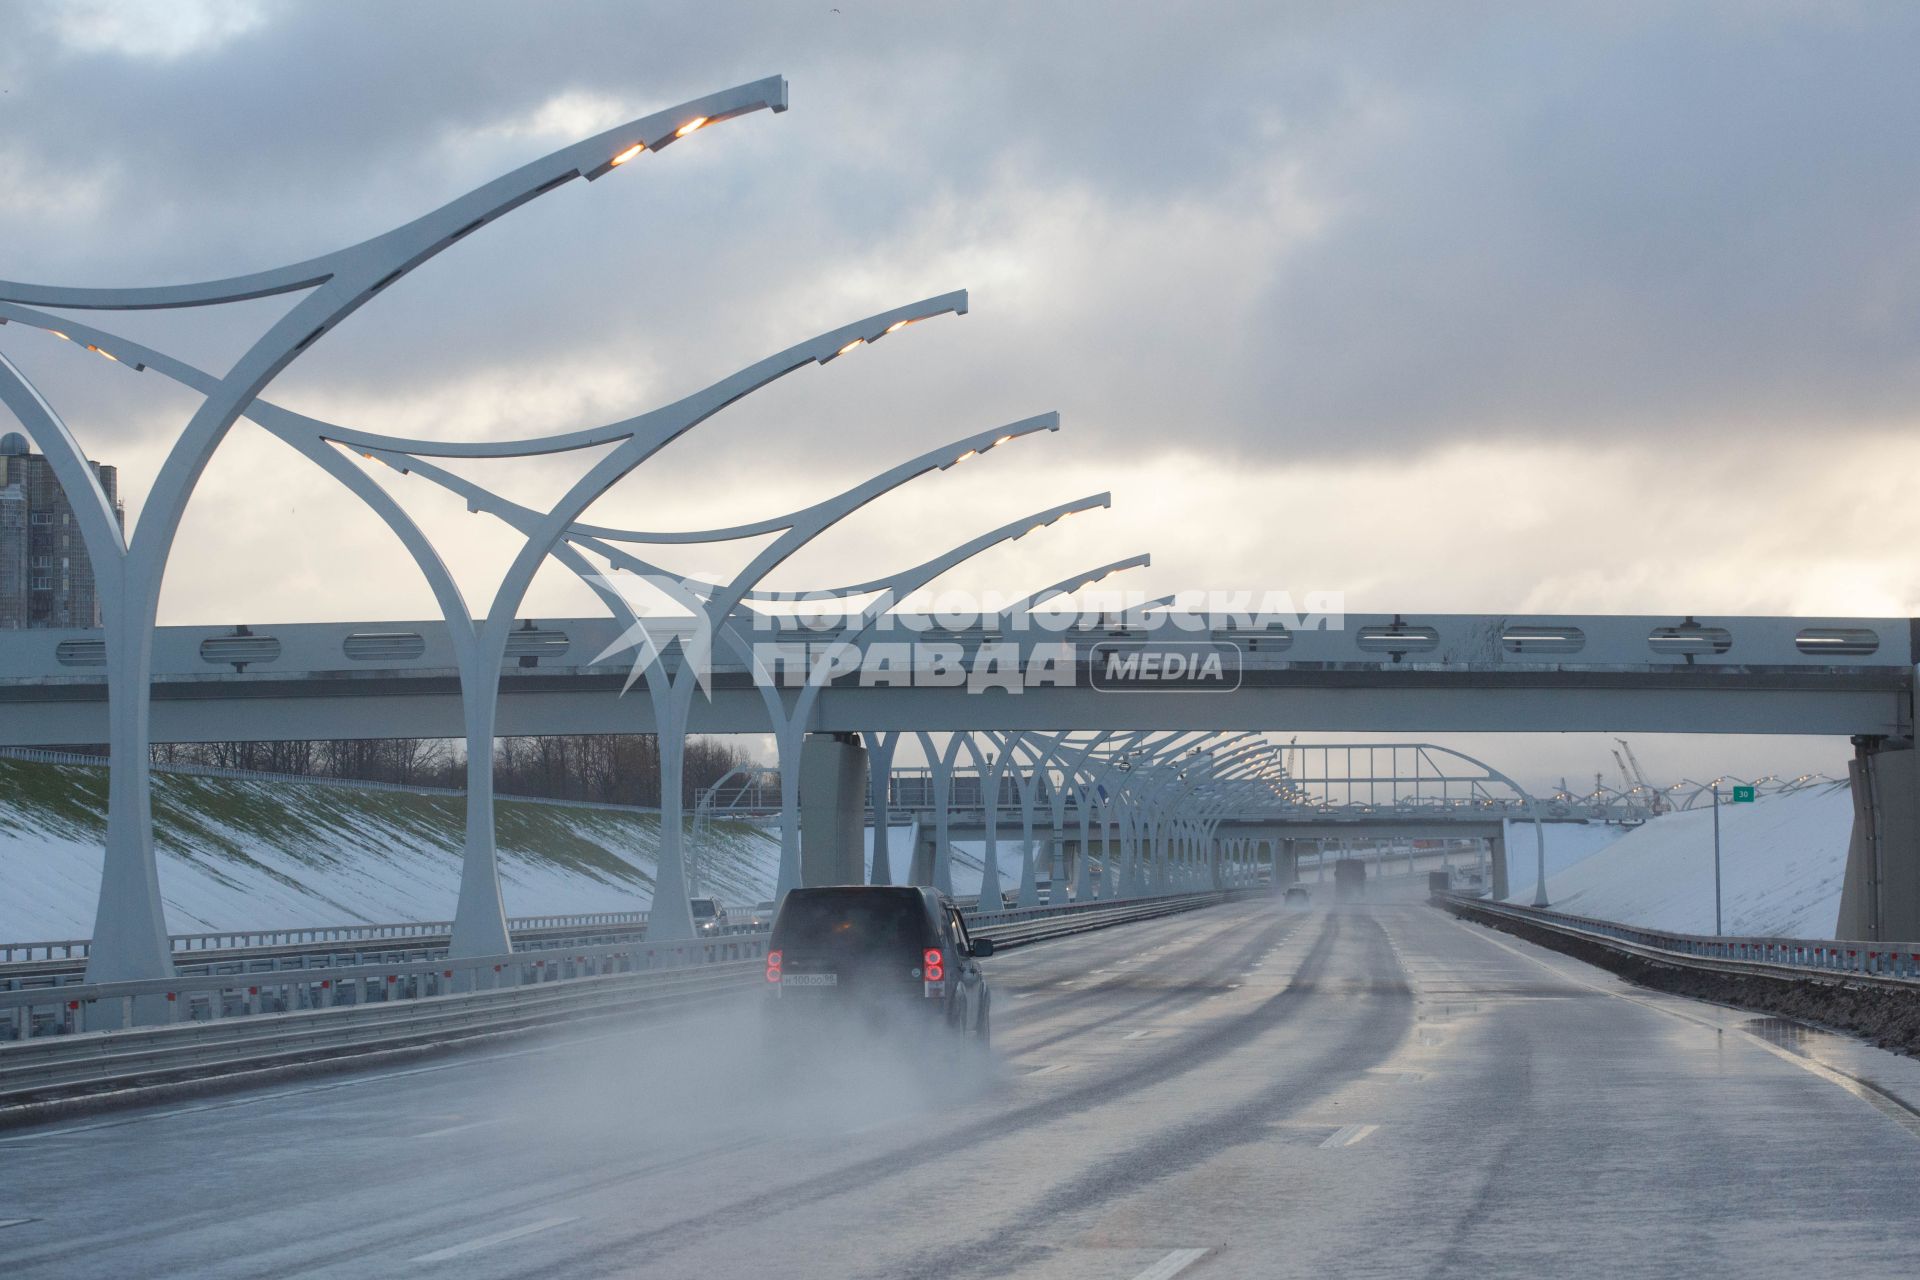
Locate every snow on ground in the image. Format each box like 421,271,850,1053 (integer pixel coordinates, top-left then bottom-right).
1509,784,1855,938
0,757,783,940
1499,820,1631,903
25,749,1853,947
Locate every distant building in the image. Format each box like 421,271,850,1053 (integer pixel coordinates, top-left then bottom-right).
0,431,124,629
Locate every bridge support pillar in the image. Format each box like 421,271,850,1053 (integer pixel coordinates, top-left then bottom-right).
1838,737,1920,940
867,731,899,886
801,732,868,887
908,820,937,887
1487,832,1509,900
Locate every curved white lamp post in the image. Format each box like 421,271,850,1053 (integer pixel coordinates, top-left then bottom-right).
0,77,802,980
5,285,976,956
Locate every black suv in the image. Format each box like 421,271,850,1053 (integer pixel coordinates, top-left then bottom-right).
764,886,994,1046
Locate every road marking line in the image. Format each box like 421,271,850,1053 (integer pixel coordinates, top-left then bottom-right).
410,1215,578,1263
1456,920,1920,1143
415,1118,505,1140
1131,1247,1211,1280
1123,1029,1155,1040
1319,1123,1380,1148
1026,1063,1075,1076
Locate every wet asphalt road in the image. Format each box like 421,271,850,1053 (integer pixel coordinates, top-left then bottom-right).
3,899,1919,1279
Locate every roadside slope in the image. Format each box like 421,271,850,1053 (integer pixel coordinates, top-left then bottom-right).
0,757,781,937
1516,785,1853,937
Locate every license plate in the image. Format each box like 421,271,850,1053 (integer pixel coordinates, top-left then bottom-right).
781,973,837,987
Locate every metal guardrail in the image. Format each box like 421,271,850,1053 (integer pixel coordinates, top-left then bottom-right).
0,912,653,966
0,888,1233,1118
969,892,1226,948
1436,893,1920,983
0,961,763,1108
1,932,768,1043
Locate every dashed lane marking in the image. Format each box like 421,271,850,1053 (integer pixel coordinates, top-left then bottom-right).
410,1215,578,1264
1130,1247,1211,1280
1319,1123,1380,1149
414,1118,506,1140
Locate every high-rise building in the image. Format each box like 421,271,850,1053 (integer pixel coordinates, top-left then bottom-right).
0,431,124,629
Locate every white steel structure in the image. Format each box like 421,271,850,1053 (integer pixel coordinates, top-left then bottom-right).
0,77,1129,977
0,73,1182,979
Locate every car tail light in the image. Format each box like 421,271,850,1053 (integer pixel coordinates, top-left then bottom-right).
923,948,944,982
765,949,782,983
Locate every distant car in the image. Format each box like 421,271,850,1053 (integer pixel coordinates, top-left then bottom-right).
764,885,993,1047
1284,884,1311,906
747,900,777,930
689,897,728,936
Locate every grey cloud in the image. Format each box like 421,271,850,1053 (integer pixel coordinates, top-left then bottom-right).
4,1,1920,481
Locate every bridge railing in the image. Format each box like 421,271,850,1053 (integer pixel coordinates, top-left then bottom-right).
1436,892,1920,981
1,933,763,1045
0,912,652,965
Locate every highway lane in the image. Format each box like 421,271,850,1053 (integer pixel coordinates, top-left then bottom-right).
3,898,1920,1279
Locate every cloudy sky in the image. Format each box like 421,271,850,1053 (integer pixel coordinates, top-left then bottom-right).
3,1,1917,787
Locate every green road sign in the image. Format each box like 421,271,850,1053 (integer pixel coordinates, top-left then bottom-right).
1732,785,1756,803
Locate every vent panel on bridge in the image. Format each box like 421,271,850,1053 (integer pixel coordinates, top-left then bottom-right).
504,627,570,666
1648,624,1733,657
1212,624,1292,651
1501,625,1585,655
1794,627,1879,657
342,631,426,662
1355,624,1440,654
199,635,282,670
55,639,106,667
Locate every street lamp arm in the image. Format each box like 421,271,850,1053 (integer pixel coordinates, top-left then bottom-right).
315,290,969,458
994,554,1151,626
0,77,790,311
570,411,1056,545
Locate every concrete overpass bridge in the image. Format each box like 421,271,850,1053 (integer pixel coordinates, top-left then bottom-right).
2,605,1908,959
0,611,1908,743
